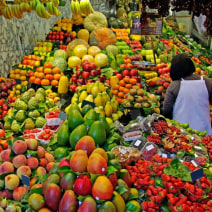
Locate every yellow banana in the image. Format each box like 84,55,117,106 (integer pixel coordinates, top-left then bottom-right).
52,0,59,7
52,4,61,16
35,2,43,17
46,2,53,14
0,0,7,9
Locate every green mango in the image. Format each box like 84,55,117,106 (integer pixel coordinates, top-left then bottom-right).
57,120,70,146
88,121,106,146
99,115,110,136
68,109,84,130
98,201,116,212
69,124,87,149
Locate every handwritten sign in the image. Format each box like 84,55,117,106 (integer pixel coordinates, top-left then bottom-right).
130,108,141,120
82,100,95,108
22,175,30,186
191,168,204,181
59,112,67,120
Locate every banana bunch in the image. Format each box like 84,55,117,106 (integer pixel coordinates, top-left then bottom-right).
29,0,39,10
79,0,94,16
0,0,7,10
46,1,61,16
52,0,59,7
11,4,24,18
1,5,14,19
36,1,51,19
71,0,84,25
19,2,32,13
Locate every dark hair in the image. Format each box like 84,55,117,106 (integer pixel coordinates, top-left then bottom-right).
170,54,195,80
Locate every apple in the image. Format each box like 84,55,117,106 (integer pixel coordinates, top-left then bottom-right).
96,68,101,75
71,76,78,83
76,71,82,77
116,73,122,80
90,70,97,77
82,72,90,79
123,69,130,76
86,79,93,83
77,78,84,85
69,84,77,92
2,104,9,111
130,69,138,76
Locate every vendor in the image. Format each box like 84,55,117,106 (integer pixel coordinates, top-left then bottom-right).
163,54,212,135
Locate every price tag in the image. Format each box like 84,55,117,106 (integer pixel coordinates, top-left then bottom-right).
57,99,66,107
146,144,154,151
15,79,21,84
191,160,198,167
195,153,198,158
130,108,141,120
134,140,142,147
162,154,167,158
194,146,202,150
59,112,67,120
191,168,204,181
22,175,30,186
81,100,95,108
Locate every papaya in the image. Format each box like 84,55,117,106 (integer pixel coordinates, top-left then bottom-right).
81,104,92,116
88,121,106,146
68,109,84,130
57,120,70,146
49,162,59,174
69,124,87,149
42,174,60,195
84,109,98,127
112,191,126,212
116,179,130,201
68,103,80,112
99,115,110,136
59,190,77,212
54,147,68,160
60,172,76,190
78,196,97,212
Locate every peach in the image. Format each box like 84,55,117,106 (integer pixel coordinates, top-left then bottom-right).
46,162,55,172
39,158,47,167
0,149,11,161
5,174,20,190
31,184,42,190
27,157,39,169
17,166,31,179
37,146,45,159
30,176,37,188
25,138,38,150
13,186,27,201
13,140,27,154
36,167,47,176
45,152,55,163
0,161,14,175
12,154,27,168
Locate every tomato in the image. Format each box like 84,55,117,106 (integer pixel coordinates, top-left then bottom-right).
0,129,5,138
126,63,133,69
82,72,90,79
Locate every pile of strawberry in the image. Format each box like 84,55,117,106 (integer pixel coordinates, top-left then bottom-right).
126,154,212,212
202,135,212,160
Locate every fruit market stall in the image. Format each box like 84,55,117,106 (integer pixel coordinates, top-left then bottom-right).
1,0,212,211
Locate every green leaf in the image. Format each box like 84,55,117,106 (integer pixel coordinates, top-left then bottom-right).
48,136,58,146
163,159,192,182
90,173,100,184
154,177,163,187
96,199,106,204
5,131,13,139
30,187,42,195
59,0,66,6
115,185,128,195
77,195,91,201
39,102,46,108
42,85,52,90
58,166,72,173
37,174,48,184
26,150,37,157
128,194,139,201
162,202,172,212
106,166,118,177
0,172,13,180
126,202,140,211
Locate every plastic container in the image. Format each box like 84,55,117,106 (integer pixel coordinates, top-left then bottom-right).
111,146,132,165
123,131,142,142
140,142,158,160
45,112,62,126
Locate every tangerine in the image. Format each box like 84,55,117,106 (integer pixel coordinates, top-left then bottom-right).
44,62,53,68
44,68,52,74
118,92,125,98
130,78,137,85
51,80,59,86
41,79,50,86
52,67,60,74
54,74,61,80
45,74,54,81
119,80,126,87
34,78,41,84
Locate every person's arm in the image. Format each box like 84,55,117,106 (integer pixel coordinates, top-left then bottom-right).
163,81,179,119
203,77,212,104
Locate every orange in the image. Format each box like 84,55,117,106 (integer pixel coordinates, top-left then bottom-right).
118,92,124,98
52,67,60,74
114,84,120,90
123,88,130,94
38,72,45,79
130,78,137,85
51,80,59,86
36,67,44,72
119,80,126,87
34,78,41,84
29,76,35,83
34,72,39,78
45,74,54,81
119,86,125,92
44,68,52,74
113,90,118,95
41,79,50,86
123,77,130,83
44,62,53,68
117,98,123,103
54,74,61,80
126,84,132,89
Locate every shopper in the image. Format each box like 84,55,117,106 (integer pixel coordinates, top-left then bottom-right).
163,54,212,135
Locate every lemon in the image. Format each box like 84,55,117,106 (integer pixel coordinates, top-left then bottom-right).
16,85,22,90
15,90,20,95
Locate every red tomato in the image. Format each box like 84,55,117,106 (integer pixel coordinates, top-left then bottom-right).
0,129,5,138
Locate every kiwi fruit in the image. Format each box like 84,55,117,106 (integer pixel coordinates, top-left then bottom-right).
127,95,134,101
143,96,148,101
137,89,144,96
142,102,150,108
134,103,142,108
136,96,143,103
132,85,139,90
130,89,137,96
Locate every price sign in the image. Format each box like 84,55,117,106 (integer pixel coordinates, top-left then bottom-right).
22,175,30,186
15,79,21,84
81,100,95,108
59,112,67,120
130,108,141,120
191,168,204,181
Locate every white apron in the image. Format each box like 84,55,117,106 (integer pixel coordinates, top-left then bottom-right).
173,76,212,135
